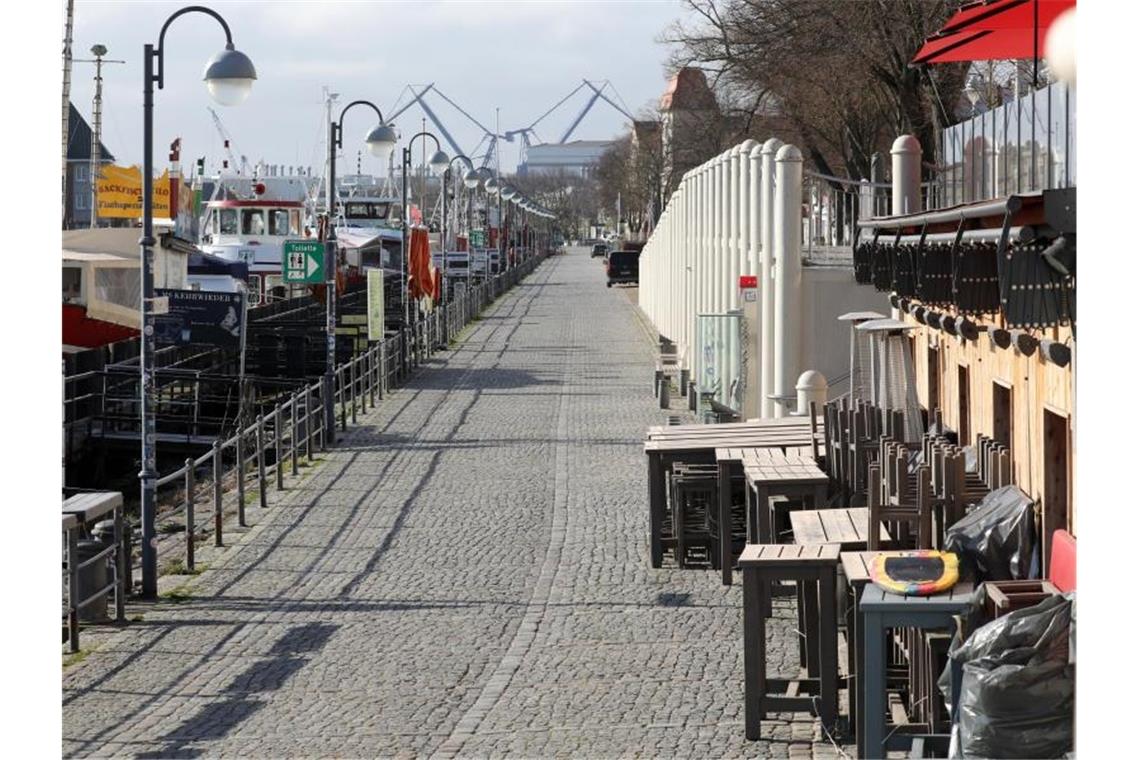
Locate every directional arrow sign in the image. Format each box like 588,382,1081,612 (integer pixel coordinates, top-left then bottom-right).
282,240,326,284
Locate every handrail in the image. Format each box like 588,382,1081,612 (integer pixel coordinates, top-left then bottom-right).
118,250,548,577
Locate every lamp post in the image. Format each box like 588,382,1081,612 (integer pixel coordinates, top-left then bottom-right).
139,4,256,598
401,132,448,324
441,154,475,307
326,99,397,440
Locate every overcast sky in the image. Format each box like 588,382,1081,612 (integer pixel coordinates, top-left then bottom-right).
69,0,691,177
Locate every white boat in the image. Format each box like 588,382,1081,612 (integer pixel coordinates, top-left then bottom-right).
198,174,315,305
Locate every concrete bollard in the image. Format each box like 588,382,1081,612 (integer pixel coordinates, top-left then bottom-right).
795,370,828,417
891,135,922,216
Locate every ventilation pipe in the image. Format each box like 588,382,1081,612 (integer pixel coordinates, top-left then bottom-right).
773,143,803,418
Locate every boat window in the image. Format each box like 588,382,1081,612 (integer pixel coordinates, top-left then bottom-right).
248,275,262,305
268,209,292,236
63,266,82,303
219,208,238,235
95,267,142,310
242,209,265,235
289,209,302,235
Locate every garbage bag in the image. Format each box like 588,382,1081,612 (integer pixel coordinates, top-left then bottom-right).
944,485,1037,581
946,594,1075,758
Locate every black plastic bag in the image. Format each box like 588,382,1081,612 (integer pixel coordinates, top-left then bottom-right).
947,594,1075,758
944,485,1037,581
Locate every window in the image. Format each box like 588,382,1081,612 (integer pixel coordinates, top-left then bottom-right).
289,210,302,235
268,209,290,236
927,345,940,421
75,193,89,210
219,209,238,235
75,165,89,181
95,267,141,310
957,364,971,444
993,381,1012,452
248,275,262,305
1042,409,1071,573
241,209,265,235
63,267,82,303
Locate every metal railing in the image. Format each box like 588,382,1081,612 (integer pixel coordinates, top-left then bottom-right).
802,171,941,257
137,250,547,576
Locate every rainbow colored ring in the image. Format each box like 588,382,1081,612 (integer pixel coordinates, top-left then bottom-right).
869,550,959,596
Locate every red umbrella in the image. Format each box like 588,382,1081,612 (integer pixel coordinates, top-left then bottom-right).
912,0,1074,81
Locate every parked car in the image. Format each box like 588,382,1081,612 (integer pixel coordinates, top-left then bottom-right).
606,249,640,287
591,242,608,258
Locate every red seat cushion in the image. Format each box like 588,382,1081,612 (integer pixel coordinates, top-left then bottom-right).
1048,529,1076,592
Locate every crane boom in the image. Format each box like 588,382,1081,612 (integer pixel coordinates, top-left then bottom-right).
207,107,246,174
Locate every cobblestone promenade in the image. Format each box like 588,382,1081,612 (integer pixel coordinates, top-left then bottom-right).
63,249,846,758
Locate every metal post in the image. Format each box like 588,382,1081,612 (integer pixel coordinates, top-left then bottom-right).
212,438,223,546
183,457,195,571
290,392,299,476
340,367,347,431
236,424,246,527
274,405,283,490
306,387,315,462
138,42,159,598
350,356,358,425
113,502,126,621
256,414,267,508
67,527,80,653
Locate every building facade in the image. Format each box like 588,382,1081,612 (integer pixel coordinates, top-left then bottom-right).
64,102,115,229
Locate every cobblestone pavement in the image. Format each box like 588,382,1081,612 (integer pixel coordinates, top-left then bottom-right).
63,249,853,758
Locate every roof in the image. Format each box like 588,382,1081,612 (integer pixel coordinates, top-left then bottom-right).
67,102,115,162
660,67,719,112
62,227,194,260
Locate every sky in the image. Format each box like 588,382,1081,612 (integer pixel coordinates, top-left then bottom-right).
68,0,693,178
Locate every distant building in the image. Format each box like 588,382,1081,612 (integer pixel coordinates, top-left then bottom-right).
660,67,721,191
518,140,614,179
64,102,116,229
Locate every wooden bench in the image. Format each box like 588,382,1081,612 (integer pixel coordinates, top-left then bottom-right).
741,544,841,740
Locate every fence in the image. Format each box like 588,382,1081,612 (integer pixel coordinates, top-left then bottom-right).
61,250,547,595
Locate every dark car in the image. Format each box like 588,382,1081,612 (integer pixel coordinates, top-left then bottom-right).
591,242,608,258
606,250,640,287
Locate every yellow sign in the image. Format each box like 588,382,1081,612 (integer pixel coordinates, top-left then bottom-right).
96,165,172,219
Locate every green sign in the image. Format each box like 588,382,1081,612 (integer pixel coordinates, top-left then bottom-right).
282,240,325,284
469,229,485,248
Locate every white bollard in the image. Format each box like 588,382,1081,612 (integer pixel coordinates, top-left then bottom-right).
759,137,782,418
891,135,922,216
773,143,803,419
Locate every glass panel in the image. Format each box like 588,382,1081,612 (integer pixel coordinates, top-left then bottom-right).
695,313,743,417
949,124,963,206
268,209,291,236
95,267,141,310
1035,85,1052,190
1019,91,1034,193
219,209,238,235
290,210,302,235
1049,82,1068,188
63,267,82,303
241,209,265,235
993,105,1008,197
1068,85,1076,186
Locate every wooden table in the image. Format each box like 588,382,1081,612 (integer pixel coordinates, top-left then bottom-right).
740,544,841,740
860,582,974,759
644,418,816,575
790,508,893,550
742,450,829,550
840,551,878,759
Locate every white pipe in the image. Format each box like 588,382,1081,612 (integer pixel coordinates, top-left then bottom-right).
740,139,757,276
759,137,782,418
773,143,803,419
728,145,742,308
891,134,922,216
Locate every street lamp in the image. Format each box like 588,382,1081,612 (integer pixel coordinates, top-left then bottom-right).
138,5,255,598
325,99,396,441
401,131,448,325
442,154,474,299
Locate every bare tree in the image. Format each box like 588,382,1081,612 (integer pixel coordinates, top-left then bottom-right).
661,0,968,180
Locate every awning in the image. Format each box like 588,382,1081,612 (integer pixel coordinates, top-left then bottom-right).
912,0,1074,65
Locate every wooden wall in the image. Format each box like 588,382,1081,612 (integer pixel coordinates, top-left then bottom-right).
906,312,1075,568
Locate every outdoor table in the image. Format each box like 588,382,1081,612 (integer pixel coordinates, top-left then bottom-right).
860,581,974,759
740,543,841,740
644,418,815,573
62,492,127,625
742,451,829,551
790,507,893,550
839,551,877,758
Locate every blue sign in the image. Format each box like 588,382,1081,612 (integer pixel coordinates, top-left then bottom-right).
154,289,245,348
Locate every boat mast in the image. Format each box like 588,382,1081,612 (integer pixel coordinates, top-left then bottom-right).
62,0,75,228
